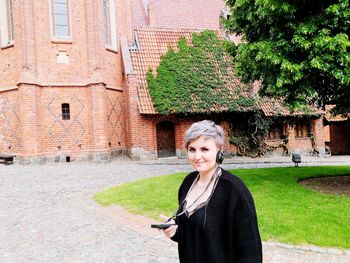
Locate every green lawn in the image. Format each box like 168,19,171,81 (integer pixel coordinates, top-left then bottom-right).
94,166,350,249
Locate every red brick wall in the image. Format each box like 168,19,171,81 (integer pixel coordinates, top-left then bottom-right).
0,2,21,88
312,117,325,154
220,121,239,154
0,47,19,88
32,0,87,84
324,125,330,142
0,0,132,87
0,89,21,154
0,84,126,161
123,98,240,159
0,1,131,162
284,121,311,154
40,86,90,154
18,84,41,156
277,117,325,155
329,122,350,155
106,89,126,149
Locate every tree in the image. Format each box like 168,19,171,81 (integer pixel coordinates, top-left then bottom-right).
224,0,350,116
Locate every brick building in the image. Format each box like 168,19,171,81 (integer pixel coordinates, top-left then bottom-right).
0,0,134,163
0,0,327,163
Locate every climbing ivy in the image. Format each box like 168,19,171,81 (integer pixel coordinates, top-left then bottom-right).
147,30,256,115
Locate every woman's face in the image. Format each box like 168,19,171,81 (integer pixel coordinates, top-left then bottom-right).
187,136,218,175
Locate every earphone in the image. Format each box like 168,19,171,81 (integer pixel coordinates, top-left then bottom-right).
216,151,224,164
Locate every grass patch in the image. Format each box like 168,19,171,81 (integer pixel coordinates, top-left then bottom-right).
94,166,350,249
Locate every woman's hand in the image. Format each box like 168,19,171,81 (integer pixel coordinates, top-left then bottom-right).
163,223,178,238
159,214,178,239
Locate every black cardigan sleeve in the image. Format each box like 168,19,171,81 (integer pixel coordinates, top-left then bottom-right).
234,213,262,262
228,173,262,263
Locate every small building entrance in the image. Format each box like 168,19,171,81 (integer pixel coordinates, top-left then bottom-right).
156,121,176,158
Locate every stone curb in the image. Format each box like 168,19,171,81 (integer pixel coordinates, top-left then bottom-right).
264,242,350,256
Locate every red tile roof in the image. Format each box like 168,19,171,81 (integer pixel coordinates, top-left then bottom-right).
258,98,290,116
130,27,252,114
148,0,225,29
325,105,349,121
129,27,321,117
258,98,321,117
130,27,199,114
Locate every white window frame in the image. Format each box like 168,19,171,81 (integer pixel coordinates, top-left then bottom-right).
50,0,72,40
0,0,15,48
103,0,118,51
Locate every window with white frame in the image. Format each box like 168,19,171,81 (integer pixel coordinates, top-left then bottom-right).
103,0,117,50
0,0,15,47
51,0,70,39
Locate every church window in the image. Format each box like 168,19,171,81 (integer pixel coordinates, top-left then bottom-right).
51,0,70,39
103,0,117,51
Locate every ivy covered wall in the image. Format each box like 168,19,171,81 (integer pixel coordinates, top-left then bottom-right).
146,30,256,115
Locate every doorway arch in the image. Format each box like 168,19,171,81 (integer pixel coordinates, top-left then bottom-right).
156,121,176,158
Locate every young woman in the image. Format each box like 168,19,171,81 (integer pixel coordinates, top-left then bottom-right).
163,120,262,263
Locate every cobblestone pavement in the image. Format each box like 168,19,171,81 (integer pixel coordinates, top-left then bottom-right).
0,156,349,263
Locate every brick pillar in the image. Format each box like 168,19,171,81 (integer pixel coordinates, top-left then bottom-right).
312,117,326,156
124,75,157,160
286,122,296,154
18,84,41,162
19,0,37,82
89,84,108,155
86,0,103,78
124,75,140,155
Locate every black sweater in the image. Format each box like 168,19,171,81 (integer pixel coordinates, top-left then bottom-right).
171,169,262,263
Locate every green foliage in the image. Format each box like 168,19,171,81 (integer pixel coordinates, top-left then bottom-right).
146,30,256,115
94,166,350,248
225,0,350,116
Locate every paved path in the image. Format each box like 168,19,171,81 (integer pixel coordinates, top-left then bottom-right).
0,156,349,263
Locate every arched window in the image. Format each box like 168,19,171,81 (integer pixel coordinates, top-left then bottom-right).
103,0,117,50
61,103,70,120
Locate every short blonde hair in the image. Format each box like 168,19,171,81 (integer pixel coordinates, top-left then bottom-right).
184,120,224,149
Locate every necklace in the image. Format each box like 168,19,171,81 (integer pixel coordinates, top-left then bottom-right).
166,167,222,222
183,166,220,212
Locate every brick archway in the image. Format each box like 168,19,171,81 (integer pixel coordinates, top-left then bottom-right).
156,121,176,158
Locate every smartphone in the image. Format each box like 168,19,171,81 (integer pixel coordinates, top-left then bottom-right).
151,223,175,229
